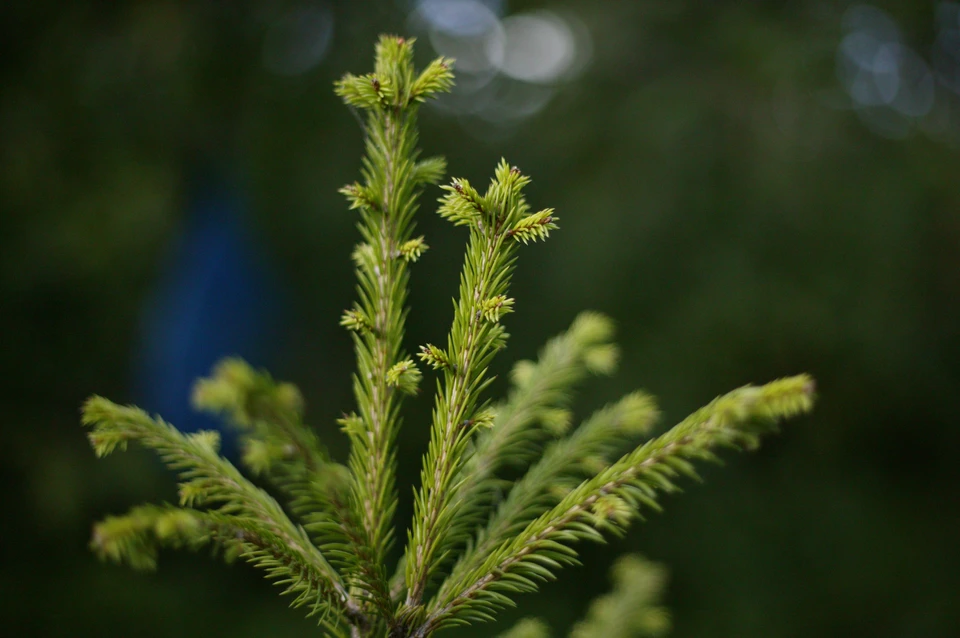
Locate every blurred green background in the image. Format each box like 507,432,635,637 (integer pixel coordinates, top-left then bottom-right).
2,0,959,636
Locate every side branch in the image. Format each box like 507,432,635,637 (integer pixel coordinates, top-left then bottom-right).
422,376,815,634
81,397,366,626
390,312,618,602
450,391,659,586
456,313,622,541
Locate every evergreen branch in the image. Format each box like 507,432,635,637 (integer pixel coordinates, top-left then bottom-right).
191,358,335,482
401,161,558,619
486,312,622,468
449,392,658,588
569,554,670,638
196,365,377,609
455,313,620,530
77,34,821,638
90,504,355,636
335,35,453,611
192,359,365,567
80,397,366,626
214,515,357,636
386,313,620,603
90,503,209,571
421,375,816,634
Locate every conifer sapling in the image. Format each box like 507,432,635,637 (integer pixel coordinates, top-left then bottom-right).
81,36,816,638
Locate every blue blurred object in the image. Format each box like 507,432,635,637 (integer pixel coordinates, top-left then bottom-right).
136,166,285,458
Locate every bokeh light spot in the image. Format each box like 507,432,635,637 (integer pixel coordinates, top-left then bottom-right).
262,4,334,77
499,12,579,84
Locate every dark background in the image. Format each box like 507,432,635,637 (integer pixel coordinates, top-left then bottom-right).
2,0,959,636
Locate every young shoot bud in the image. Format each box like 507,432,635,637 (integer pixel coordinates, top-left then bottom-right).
481,295,515,323
387,359,423,395
418,344,453,370
509,209,558,244
341,308,374,334
398,237,429,262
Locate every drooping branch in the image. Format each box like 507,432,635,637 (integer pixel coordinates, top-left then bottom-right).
81,397,365,628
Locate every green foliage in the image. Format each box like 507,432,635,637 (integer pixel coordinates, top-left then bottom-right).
80,36,815,638
570,555,670,638
499,618,552,638
82,397,364,633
